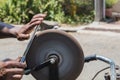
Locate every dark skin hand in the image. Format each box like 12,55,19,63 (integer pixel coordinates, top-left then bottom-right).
0,13,46,40
0,57,26,80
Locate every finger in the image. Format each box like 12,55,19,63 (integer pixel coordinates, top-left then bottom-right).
5,61,26,68
6,68,24,75
33,13,46,19
8,75,22,80
23,20,43,33
12,74,23,80
30,17,44,24
27,19,43,32
6,74,23,80
15,57,22,62
30,21,43,27
17,34,30,41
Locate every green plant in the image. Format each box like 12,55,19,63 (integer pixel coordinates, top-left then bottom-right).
61,0,94,24
0,0,7,7
33,0,65,23
0,0,94,25
0,0,34,24
106,0,118,8
0,0,65,24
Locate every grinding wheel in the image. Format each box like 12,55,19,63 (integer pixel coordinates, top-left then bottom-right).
26,30,84,80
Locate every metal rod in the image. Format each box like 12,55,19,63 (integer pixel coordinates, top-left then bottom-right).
20,25,40,62
96,55,116,80
49,60,59,80
24,58,57,75
24,59,52,75
33,59,54,71
94,0,105,21
85,55,116,80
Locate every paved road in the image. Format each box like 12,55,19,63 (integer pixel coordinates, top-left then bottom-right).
0,31,120,80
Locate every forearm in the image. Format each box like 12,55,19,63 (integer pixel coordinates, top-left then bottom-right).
0,22,17,38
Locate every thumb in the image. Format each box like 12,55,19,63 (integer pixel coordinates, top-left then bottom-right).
15,57,22,62
17,34,30,41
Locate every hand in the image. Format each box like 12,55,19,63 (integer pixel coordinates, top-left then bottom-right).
16,13,46,41
0,57,26,80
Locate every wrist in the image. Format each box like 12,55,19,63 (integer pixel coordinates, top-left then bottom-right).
8,27,19,38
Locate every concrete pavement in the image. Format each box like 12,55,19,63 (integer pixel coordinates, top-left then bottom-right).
59,21,120,34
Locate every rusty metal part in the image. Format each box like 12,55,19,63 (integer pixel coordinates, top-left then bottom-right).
26,30,84,80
